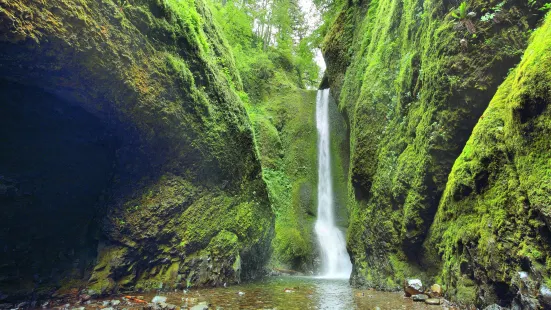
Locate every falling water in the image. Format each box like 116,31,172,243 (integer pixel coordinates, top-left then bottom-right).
314,88,352,279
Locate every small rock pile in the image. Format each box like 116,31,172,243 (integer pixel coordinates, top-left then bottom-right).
404,279,446,306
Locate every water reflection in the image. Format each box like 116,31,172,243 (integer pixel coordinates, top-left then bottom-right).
314,278,354,309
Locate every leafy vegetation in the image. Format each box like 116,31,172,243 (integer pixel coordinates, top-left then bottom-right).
3,0,551,306
209,0,321,95
480,1,505,22
208,0,327,270
451,2,469,20
452,1,476,33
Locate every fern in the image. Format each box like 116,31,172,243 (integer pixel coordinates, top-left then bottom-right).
452,2,476,33
452,2,469,20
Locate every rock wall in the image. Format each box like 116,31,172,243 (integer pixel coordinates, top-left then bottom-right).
426,15,551,308
322,0,550,306
249,88,319,271
0,0,272,300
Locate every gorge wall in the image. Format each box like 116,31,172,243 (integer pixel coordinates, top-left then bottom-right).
322,0,551,307
240,67,349,273
0,0,273,300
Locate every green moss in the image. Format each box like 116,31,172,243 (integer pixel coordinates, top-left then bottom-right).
88,246,129,294
425,12,551,306
0,0,273,296
243,87,322,270
322,0,547,293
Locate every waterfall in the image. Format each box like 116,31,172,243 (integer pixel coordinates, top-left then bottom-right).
314,88,352,279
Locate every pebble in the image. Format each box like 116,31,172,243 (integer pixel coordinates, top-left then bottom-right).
425,298,441,305
159,301,178,310
540,284,551,306
152,296,168,304
190,301,209,310
78,294,91,302
412,294,429,302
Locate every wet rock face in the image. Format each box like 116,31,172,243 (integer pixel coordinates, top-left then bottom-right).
0,0,273,300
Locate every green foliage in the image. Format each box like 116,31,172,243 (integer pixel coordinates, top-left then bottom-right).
116,0,132,9
273,227,310,263
165,0,210,52
480,1,505,22
540,3,551,11
427,13,551,305
529,0,551,10
209,0,320,92
452,2,469,20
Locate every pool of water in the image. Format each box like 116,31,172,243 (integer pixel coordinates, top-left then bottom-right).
70,276,449,310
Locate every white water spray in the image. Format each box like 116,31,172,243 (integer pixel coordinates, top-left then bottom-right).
314,88,352,279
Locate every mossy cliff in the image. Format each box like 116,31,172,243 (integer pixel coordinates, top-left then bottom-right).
0,0,272,300
322,0,550,306
246,86,318,271
426,14,551,307
240,68,348,271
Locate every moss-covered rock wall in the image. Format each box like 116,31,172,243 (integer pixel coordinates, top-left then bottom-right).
322,0,551,307
246,84,318,271
240,61,349,271
0,0,272,300
426,14,551,308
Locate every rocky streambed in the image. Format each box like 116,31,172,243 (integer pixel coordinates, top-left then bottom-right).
3,277,461,310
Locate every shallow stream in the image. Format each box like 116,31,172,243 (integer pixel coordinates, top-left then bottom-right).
52,276,450,310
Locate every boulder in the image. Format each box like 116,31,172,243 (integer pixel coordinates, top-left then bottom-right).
404,279,423,297
539,284,551,308
430,284,442,297
78,294,91,302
